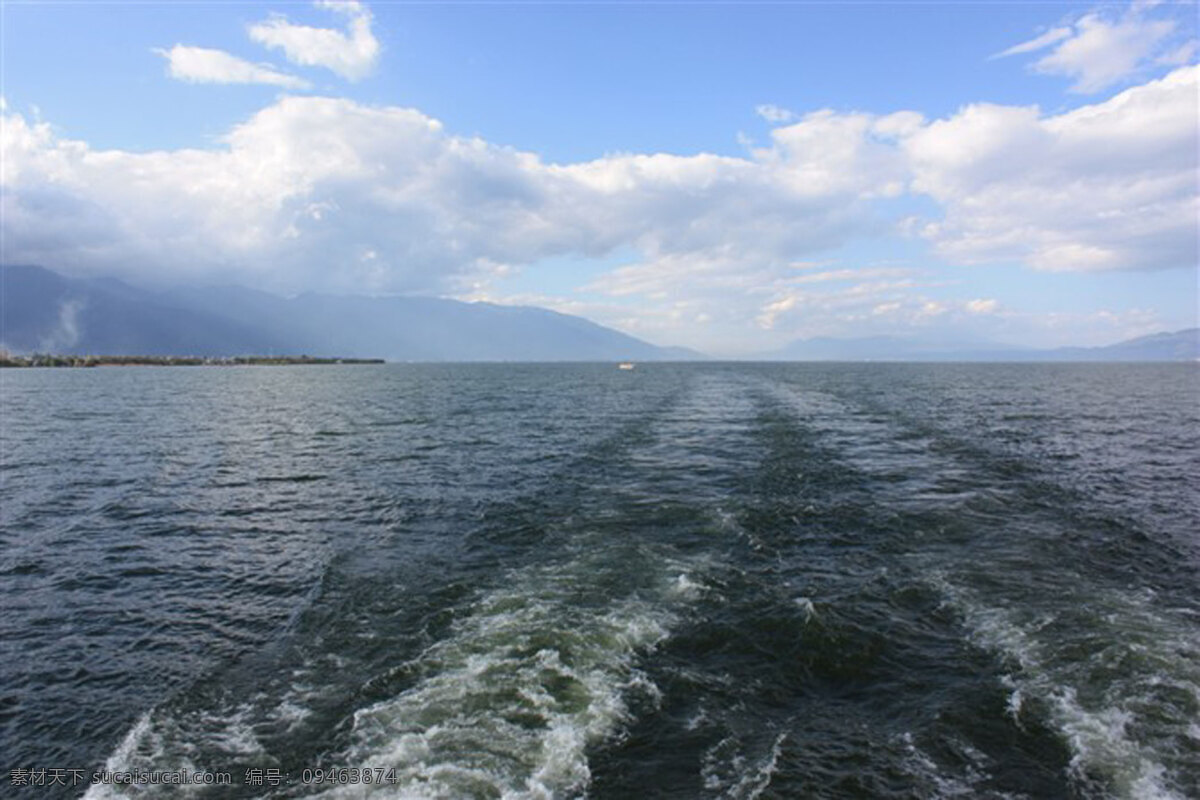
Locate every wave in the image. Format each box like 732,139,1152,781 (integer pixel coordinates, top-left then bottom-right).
316,539,703,798
933,574,1198,799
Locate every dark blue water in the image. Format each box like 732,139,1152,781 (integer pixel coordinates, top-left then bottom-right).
1,363,1197,798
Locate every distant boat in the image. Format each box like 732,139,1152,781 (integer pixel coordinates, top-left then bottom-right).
618,362,635,370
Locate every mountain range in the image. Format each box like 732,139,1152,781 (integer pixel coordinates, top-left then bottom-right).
767,330,1199,362
1,265,1195,362
0,265,698,362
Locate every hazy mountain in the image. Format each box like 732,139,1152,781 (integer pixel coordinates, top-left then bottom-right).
767,329,1199,362
0,265,289,356
0,265,699,361
5,265,1190,363
163,285,698,362
1039,328,1199,362
766,334,1029,361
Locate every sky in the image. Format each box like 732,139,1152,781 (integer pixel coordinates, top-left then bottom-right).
1,0,1197,356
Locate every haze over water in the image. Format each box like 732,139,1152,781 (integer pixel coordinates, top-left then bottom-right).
2,363,1197,798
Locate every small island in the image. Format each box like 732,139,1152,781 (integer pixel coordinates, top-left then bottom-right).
0,353,385,368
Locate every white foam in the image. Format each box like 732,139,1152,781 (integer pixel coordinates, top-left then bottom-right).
933,574,1195,800
1052,687,1187,800
84,713,156,800
198,703,264,757
794,596,818,624
103,711,157,771
83,710,204,799
319,548,696,798
685,704,710,732
1001,675,1024,727
899,732,985,799
700,732,786,800
84,697,274,799
701,736,739,791
670,572,705,600
273,698,314,730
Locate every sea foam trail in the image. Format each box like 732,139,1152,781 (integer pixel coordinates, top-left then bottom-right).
935,576,1199,800
700,732,787,800
319,374,764,798
321,545,694,799
83,370,764,799
762,371,1199,798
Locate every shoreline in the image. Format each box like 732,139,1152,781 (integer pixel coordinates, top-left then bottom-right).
0,355,386,368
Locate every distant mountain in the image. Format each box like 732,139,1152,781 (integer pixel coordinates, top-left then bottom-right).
767,329,1199,362
1041,328,1199,362
0,265,700,362
766,334,1030,362
0,265,289,357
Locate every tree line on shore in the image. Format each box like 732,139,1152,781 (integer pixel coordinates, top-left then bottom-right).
0,353,385,368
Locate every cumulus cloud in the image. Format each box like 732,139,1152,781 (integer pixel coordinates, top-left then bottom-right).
905,65,1198,272
155,45,310,89
749,273,938,337
996,3,1192,92
1,65,1195,345
1037,13,1176,92
249,0,380,81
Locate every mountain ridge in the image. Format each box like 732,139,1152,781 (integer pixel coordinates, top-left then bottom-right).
765,329,1199,362
3,265,1194,362
0,265,703,362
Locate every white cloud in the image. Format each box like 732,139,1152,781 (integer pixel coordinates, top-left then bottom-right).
756,109,911,198
791,267,918,285
248,0,379,81
2,97,844,294
966,298,999,314
996,3,1190,93
969,305,1169,348
154,45,310,89
1157,39,1199,66
1037,12,1175,92
993,27,1073,58
905,65,1198,272
747,274,940,338
1,64,1194,349
755,104,795,123
916,300,948,319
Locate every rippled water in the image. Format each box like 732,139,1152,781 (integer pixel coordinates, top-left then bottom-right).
1,363,1197,799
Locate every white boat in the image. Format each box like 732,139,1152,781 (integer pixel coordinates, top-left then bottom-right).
618,362,635,370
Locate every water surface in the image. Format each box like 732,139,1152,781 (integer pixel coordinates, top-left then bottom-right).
2,363,1197,798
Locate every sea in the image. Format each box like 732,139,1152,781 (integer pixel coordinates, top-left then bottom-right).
1,362,1197,799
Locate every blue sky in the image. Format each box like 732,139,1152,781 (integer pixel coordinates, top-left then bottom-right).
2,0,1197,354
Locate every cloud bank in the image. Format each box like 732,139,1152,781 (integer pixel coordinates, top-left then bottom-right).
906,66,1198,272
1,66,1196,343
